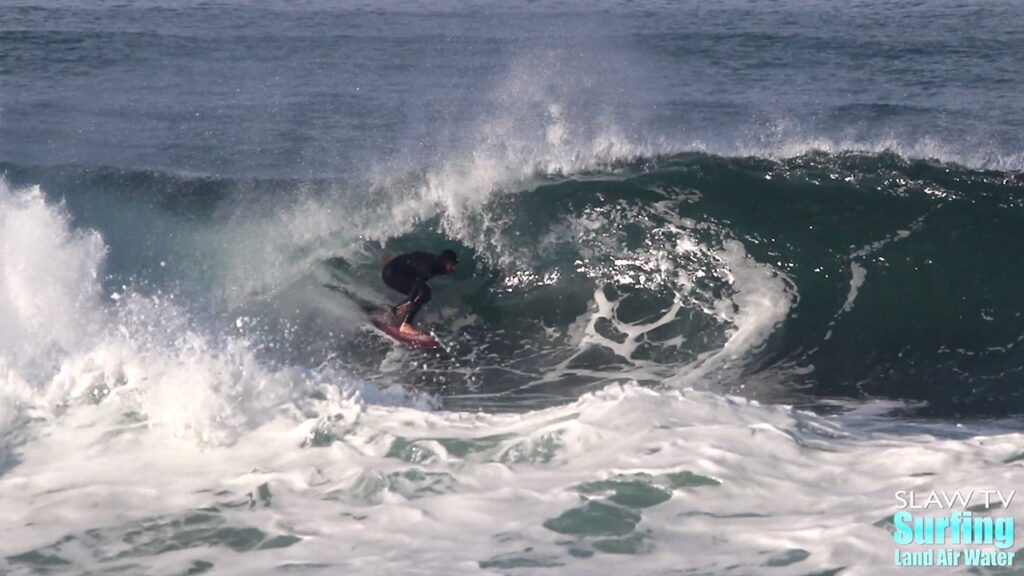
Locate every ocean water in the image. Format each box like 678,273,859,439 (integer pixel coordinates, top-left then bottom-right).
2,1,1024,574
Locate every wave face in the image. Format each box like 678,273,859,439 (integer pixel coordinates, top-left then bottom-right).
3,1,1024,574
4,152,1023,418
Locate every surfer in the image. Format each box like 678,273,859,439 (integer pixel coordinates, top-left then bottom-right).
381,249,458,336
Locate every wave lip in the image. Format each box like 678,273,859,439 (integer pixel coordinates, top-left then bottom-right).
0,181,106,381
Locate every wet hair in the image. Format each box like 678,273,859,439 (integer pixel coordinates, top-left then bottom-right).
440,249,458,265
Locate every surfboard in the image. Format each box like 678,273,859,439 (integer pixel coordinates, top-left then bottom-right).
369,309,441,349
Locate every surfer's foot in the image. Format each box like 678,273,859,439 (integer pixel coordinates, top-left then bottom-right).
399,322,424,336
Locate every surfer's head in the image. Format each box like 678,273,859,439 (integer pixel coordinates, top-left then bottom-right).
440,249,458,274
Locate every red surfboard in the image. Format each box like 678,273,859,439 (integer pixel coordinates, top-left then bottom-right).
370,309,441,349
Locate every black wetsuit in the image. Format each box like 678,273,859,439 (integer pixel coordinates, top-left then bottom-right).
381,251,447,324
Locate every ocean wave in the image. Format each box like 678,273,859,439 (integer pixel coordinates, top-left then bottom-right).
3,149,1024,417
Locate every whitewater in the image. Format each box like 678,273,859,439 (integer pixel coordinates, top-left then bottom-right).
3,1,1024,574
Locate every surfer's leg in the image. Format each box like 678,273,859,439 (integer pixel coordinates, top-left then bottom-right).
382,263,417,317
402,282,431,325
382,262,414,295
